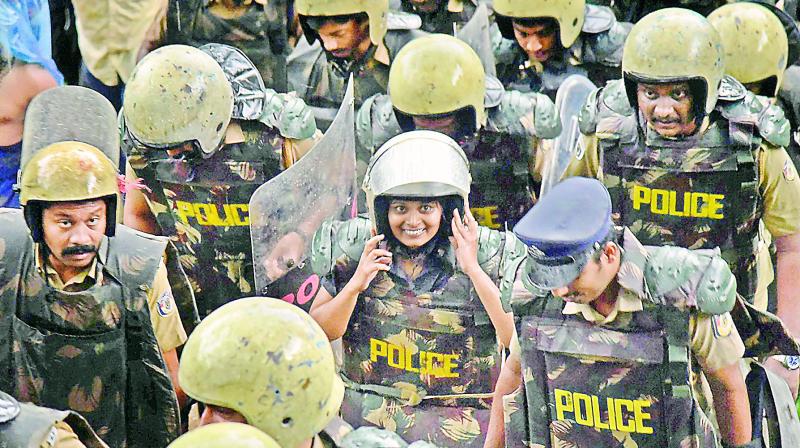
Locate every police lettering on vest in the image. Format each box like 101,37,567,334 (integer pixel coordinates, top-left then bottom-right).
175,200,250,226
630,185,725,219
554,388,654,435
369,338,460,379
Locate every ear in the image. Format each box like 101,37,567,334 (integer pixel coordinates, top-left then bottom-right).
602,241,619,264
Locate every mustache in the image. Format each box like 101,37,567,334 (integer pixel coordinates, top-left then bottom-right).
651,116,680,125
61,245,97,257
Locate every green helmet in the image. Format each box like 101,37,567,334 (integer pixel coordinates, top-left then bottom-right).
622,8,724,116
19,141,120,242
389,34,486,131
167,423,281,448
340,426,408,448
494,0,585,48
296,0,388,46
179,297,343,448
708,2,788,97
123,45,234,157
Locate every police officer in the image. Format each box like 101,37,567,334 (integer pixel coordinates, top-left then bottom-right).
179,296,393,448
393,0,479,34
0,391,108,448
309,131,524,447
122,44,320,326
564,8,800,396
287,0,426,129
492,0,631,98
0,141,182,447
167,422,281,448
166,0,290,92
356,34,560,230
486,177,756,448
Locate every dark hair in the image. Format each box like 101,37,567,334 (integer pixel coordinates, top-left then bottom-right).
373,195,464,247
511,17,559,35
303,12,369,31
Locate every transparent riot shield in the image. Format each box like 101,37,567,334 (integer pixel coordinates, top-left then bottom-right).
539,75,596,197
250,77,356,311
21,86,119,168
456,3,496,78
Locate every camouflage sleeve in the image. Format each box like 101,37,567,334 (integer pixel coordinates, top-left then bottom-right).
258,90,317,140
758,143,800,238
491,90,562,139
312,217,372,295
581,21,631,67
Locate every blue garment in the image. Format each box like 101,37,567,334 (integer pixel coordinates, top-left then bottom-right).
0,141,22,208
0,0,64,84
78,63,124,111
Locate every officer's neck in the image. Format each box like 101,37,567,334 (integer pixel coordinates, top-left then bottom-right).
591,280,621,318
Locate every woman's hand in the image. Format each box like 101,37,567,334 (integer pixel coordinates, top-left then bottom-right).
348,234,392,293
450,208,480,276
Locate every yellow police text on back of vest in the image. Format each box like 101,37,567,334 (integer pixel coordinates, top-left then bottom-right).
631,185,724,219
554,388,654,434
369,338,459,378
175,200,249,227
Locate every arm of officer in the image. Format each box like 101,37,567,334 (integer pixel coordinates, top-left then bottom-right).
759,146,800,397
283,130,323,167
485,341,523,448
123,162,161,235
147,260,189,409
691,312,751,446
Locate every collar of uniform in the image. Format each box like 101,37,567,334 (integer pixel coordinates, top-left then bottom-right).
562,289,643,325
224,121,246,144
374,41,391,66
643,115,711,142
34,237,110,288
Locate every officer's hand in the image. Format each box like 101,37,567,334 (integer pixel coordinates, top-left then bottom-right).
263,231,306,281
764,356,800,399
450,209,480,276
351,234,392,293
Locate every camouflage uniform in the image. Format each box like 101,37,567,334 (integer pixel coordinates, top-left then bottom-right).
395,0,478,34
312,215,526,447
123,44,319,322
0,209,180,448
166,0,290,92
493,3,630,99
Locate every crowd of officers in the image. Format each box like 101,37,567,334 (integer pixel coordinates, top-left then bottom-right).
4,0,800,447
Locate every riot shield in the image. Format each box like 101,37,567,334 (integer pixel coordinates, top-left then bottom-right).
539,75,596,197
456,3,496,78
21,86,119,169
250,77,356,311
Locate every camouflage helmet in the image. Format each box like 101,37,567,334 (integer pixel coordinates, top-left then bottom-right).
123,45,234,158
363,130,471,235
167,423,281,448
179,297,343,448
340,426,408,448
494,0,585,48
622,8,724,116
708,2,789,96
296,0,388,46
19,141,120,242
389,34,486,131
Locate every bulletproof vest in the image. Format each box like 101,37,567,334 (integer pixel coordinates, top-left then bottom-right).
0,391,107,448
124,120,284,319
599,114,761,302
0,210,179,448
167,0,289,92
505,243,730,448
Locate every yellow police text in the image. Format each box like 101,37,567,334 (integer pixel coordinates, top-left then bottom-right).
370,338,459,378
631,185,724,219
175,200,249,227
471,206,501,229
554,388,653,434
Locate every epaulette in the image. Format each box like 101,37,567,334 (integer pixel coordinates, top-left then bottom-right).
717,77,791,147
387,11,422,30
489,90,562,139
581,4,615,34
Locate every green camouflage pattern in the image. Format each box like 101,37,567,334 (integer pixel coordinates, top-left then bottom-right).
123,120,284,320
495,5,629,99
322,217,524,447
583,78,792,303
287,29,426,128
0,209,180,448
397,0,477,34
504,229,728,448
355,90,560,229
167,0,290,92
0,392,108,448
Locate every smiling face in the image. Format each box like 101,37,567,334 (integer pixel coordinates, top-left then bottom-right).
636,81,699,138
41,199,107,280
511,19,559,63
387,199,443,248
316,17,372,61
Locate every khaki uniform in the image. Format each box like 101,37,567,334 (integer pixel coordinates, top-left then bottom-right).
36,247,187,352
50,421,89,448
566,135,800,310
